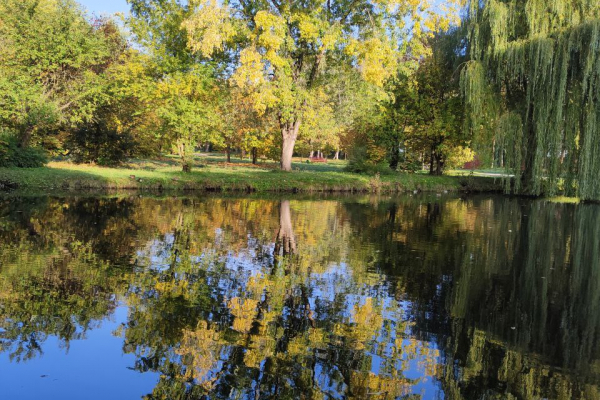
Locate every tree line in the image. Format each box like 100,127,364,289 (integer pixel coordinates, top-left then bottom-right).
2,0,600,199
0,0,469,173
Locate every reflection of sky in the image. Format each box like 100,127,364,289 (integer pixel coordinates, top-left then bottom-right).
2,223,446,399
134,231,447,398
0,306,159,399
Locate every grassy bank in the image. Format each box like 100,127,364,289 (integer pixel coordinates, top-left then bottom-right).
0,156,503,194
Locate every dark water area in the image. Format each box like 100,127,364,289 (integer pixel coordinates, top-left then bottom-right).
0,194,599,399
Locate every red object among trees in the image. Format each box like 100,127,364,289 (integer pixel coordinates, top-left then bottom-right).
463,156,482,170
309,157,328,163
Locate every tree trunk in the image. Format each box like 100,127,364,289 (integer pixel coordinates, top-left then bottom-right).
309,150,315,158
178,141,192,173
389,143,400,170
240,148,246,160
429,149,435,175
435,157,444,175
280,120,300,171
226,145,231,163
275,200,296,256
491,139,496,169
429,146,444,175
521,121,538,193
19,125,34,148
251,147,258,165
334,150,339,160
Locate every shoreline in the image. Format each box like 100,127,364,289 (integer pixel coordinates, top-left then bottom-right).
0,163,504,195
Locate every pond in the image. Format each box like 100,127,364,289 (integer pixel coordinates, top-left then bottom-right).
0,194,599,399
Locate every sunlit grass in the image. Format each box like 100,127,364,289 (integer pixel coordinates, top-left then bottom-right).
544,196,581,204
446,168,512,177
0,155,502,194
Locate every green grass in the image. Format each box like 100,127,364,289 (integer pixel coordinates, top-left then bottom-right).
446,168,510,177
544,196,581,204
0,155,503,194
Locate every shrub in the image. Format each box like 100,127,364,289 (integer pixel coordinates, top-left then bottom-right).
67,120,136,166
346,145,376,173
346,147,393,175
0,135,47,168
345,137,398,175
397,157,422,173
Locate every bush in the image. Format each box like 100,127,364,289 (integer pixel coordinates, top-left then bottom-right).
346,160,393,175
397,157,422,173
67,120,136,166
345,146,394,175
0,135,47,168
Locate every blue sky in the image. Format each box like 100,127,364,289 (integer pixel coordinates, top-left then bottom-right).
78,0,130,15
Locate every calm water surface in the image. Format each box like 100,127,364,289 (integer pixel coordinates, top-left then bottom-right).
0,194,599,399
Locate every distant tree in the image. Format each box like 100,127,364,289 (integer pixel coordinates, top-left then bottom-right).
213,85,277,164
353,31,471,175
408,31,470,175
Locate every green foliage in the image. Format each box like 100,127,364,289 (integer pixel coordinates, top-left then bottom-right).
0,0,123,146
127,0,200,73
0,134,47,168
179,0,464,170
126,3,225,171
463,0,600,200
355,30,471,175
67,118,136,166
155,67,221,171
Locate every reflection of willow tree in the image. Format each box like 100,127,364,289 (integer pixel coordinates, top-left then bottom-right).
440,200,600,400
342,196,600,399
342,196,475,337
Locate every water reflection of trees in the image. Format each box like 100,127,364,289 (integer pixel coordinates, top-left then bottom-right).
0,195,599,398
0,197,134,361
442,200,600,400
342,196,600,399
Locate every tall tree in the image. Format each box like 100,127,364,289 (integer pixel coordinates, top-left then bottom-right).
127,0,224,171
182,0,463,170
410,31,469,175
351,31,470,175
462,0,600,199
0,0,120,147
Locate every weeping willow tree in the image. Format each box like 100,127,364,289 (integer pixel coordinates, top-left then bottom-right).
461,0,600,200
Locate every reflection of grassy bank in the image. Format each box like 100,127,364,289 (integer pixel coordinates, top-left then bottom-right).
0,158,503,193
